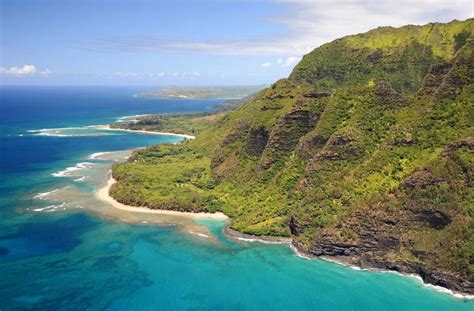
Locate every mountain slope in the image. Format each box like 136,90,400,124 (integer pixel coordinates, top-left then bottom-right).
111,19,474,293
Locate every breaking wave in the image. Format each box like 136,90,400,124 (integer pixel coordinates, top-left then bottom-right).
26,126,115,137
52,162,95,177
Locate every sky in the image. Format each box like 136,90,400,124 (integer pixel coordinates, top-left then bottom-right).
0,0,472,86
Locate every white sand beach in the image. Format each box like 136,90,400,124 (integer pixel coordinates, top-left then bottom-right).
96,176,228,220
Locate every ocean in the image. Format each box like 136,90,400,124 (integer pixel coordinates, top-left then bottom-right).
0,86,472,310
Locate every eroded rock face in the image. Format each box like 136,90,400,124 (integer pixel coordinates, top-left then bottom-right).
412,208,452,229
222,123,250,146
302,91,331,99
296,133,327,158
403,169,445,188
417,60,453,97
260,109,318,169
442,136,474,157
314,127,364,161
375,81,407,106
246,126,269,157
293,202,473,294
292,140,474,294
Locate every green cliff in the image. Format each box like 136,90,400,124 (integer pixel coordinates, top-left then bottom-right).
111,19,474,293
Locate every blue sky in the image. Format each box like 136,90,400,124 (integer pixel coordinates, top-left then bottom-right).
0,0,472,86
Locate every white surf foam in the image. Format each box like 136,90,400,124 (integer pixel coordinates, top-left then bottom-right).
34,186,71,200
115,114,150,123
27,126,113,137
52,162,94,177
88,151,116,160
189,231,210,238
28,127,83,133
290,244,313,259
32,203,66,212
317,256,474,299
406,274,474,299
233,236,290,245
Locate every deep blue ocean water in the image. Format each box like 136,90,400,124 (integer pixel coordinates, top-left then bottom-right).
0,86,472,310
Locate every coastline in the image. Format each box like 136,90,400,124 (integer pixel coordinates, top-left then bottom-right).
318,255,474,300
223,226,292,244
224,229,474,299
93,141,473,300
95,125,196,140
289,242,474,300
96,175,228,220
97,173,473,299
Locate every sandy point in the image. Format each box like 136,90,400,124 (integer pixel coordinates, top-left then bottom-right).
94,125,196,140
96,175,228,220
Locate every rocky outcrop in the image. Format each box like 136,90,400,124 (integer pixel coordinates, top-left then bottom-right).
302,91,331,99
375,81,407,106
417,60,453,97
442,136,474,156
295,133,328,158
290,140,474,294
260,109,318,169
291,204,474,294
246,126,269,157
402,169,446,188
313,127,364,161
410,207,452,229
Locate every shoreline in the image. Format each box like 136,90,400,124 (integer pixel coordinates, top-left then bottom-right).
223,228,473,299
288,242,474,300
93,143,472,300
95,125,196,140
318,255,474,300
96,175,228,220
97,175,473,299
223,226,292,244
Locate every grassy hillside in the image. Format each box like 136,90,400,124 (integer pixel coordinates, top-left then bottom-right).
110,19,474,293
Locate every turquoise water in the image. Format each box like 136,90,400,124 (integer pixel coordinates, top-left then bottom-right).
0,86,472,310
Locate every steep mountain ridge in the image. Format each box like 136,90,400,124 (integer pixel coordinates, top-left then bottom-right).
111,19,474,293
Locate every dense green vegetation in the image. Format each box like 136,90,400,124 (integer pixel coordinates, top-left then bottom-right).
110,113,224,135
111,19,474,292
136,85,264,99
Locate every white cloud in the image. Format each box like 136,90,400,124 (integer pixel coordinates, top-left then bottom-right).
85,0,472,56
148,72,166,78
0,64,53,77
0,64,37,75
40,69,52,76
278,56,301,67
113,71,138,77
113,71,201,79
261,62,272,68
